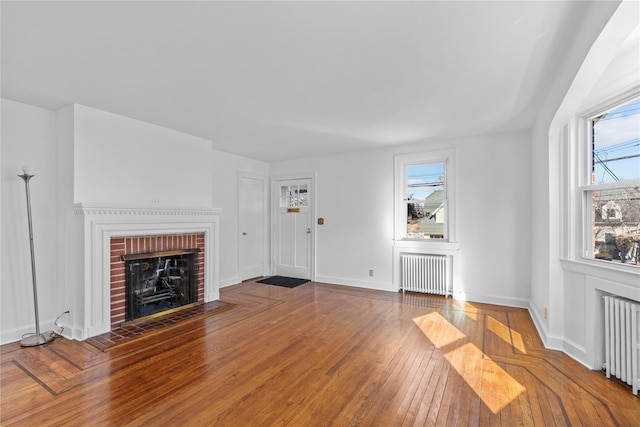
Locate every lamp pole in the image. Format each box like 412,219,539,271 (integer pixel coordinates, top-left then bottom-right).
18,166,54,347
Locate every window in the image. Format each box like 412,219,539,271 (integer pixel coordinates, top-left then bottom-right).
395,150,456,242
406,162,446,239
280,184,308,208
582,97,640,266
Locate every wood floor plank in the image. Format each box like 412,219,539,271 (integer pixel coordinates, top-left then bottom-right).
1,281,639,426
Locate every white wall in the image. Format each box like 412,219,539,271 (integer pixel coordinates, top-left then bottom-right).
456,133,531,306
73,105,214,206
1,100,269,343
555,2,640,369
271,130,532,306
289,149,395,291
55,104,79,336
530,0,637,368
210,149,271,286
1,99,60,342
71,104,269,288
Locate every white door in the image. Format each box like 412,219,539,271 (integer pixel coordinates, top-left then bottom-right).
275,178,312,279
239,174,266,281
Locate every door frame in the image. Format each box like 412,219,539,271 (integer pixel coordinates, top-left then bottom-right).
271,173,316,281
238,171,269,281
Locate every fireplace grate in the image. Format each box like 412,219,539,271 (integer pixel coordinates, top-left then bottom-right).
123,249,199,322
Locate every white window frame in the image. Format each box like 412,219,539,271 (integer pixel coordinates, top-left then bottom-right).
394,149,457,244
576,91,640,268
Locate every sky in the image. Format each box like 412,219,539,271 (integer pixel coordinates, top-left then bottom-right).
593,98,640,183
407,162,444,200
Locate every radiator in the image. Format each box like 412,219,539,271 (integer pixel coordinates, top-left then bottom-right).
400,253,449,296
603,295,640,396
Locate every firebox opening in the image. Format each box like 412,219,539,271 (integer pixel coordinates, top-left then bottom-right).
122,249,200,322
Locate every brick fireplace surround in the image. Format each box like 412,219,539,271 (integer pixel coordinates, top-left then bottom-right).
110,233,205,328
73,204,221,340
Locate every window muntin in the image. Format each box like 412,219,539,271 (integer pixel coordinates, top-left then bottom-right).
406,162,446,239
584,98,640,266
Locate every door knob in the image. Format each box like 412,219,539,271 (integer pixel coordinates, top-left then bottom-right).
307,228,311,234
242,232,247,236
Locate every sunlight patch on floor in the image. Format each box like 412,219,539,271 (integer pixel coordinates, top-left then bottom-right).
462,310,479,321
445,343,526,414
413,312,465,348
486,315,527,354
414,311,526,414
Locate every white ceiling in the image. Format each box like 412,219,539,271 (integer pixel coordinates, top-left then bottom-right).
2,1,594,162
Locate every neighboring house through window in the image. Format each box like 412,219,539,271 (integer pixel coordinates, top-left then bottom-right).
583,97,640,265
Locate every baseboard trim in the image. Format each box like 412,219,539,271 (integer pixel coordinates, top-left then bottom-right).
219,276,241,288
456,291,530,309
562,338,591,369
528,302,564,351
314,275,393,292
0,319,60,345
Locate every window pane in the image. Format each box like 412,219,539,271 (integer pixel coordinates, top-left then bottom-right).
298,185,308,207
280,185,309,208
591,187,640,265
592,98,640,183
406,162,445,239
280,185,288,207
289,185,299,207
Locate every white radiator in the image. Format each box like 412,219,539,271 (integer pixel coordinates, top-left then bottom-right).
603,295,640,396
400,253,449,296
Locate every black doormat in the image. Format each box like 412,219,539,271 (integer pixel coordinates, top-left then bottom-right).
257,276,310,288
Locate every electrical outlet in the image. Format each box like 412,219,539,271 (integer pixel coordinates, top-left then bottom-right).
544,307,548,320
369,269,374,277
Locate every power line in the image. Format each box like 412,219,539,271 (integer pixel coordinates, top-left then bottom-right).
408,182,443,188
595,141,639,154
594,153,640,164
593,151,619,181
594,139,640,155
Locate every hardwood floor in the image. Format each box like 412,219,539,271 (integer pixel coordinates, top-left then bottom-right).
1,281,638,426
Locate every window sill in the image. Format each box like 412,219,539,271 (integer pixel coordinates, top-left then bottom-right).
393,239,460,252
560,258,639,288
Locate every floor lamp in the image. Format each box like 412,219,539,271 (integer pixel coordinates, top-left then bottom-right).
19,166,56,347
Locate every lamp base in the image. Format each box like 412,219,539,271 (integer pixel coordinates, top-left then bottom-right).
20,331,57,347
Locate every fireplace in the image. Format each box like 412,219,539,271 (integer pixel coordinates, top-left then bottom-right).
73,204,221,340
110,233,206,328
123,248,199,322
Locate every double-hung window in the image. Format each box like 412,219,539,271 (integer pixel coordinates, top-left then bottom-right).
394,150,456,243
580,96,640,267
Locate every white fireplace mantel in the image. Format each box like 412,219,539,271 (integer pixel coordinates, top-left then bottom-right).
73,203,221,340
